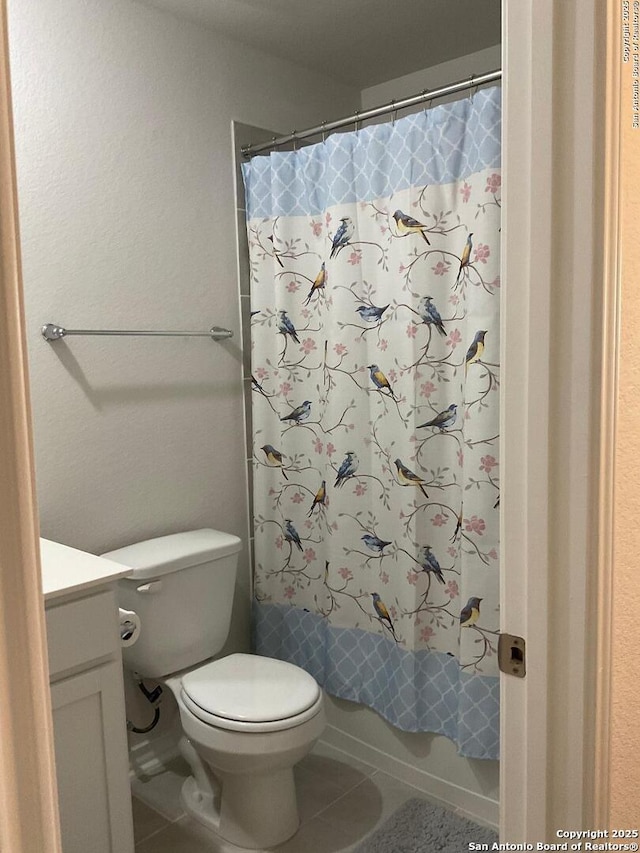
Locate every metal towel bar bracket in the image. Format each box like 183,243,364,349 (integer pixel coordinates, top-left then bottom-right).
41,323,233,342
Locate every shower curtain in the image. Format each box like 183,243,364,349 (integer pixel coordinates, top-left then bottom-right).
242,86,501,760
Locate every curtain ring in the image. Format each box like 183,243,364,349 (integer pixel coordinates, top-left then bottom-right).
390,99,397,126
468,74,476,101
354,110,360,133
292,131,298,151
321,120,327,143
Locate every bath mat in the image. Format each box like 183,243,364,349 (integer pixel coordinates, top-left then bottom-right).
353,797,498,853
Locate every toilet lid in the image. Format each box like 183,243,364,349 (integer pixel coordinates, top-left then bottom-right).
181,653,321,723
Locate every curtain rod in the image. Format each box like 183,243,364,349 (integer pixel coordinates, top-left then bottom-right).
241,69,502,158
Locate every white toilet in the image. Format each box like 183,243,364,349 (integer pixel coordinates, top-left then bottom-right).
102,529,325,850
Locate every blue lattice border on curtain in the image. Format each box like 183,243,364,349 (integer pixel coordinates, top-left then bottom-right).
243,87,501,219
254,602,499,760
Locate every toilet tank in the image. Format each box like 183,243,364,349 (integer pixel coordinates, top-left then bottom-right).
102,529,241,678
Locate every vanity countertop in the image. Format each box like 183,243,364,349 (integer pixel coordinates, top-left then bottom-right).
40,538,132,602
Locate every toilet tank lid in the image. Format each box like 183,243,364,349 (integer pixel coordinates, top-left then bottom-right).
100,529,242,579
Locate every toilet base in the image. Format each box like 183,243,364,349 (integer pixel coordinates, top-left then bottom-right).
163,667,325,850
181,771,299,850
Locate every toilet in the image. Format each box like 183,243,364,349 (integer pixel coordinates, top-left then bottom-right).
102,529,325,850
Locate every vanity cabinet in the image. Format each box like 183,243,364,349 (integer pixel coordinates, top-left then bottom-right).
46,587,134,853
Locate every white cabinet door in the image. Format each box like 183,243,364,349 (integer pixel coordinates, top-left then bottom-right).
50,661,134,853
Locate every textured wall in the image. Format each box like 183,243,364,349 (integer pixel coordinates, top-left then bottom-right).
7,0,356,565
610,53,640,824
7,0,356,660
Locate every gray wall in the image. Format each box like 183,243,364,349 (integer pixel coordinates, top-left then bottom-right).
361,45,502,108
8,0,357,658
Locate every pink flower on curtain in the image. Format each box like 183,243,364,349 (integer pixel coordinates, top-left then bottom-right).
279,382,292,397
446,580,459,599
479,455,498,473
464,516,486,535
473,243,490,264
310,220,323,236
287,280,299,292
420,626,435,642
334,343,347,356
485,173,501,193
313,438,323,454
291,493,304,504
420,381,436,398
300,338,316,354
407,570,419,585
348,250,362,265
303,548,316,563
254,367,268,380
326,442,336,457
406,324,417,338
460,182,472,202
283,586,295,599
431,513,447,527
446,328,462,348
432,261,449,276
339,567,353,580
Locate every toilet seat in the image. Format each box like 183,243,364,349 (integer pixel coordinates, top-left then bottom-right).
181,688,324,733
180,653,322,733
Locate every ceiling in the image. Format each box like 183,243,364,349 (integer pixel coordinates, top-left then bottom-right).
140,0,501,89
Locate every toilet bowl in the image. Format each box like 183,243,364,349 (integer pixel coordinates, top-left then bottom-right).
165,654,325,849
102,529,327,851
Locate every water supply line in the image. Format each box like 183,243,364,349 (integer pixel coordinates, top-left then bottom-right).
126,678,163,735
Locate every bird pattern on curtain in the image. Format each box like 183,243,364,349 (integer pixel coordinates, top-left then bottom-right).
242,87,501,759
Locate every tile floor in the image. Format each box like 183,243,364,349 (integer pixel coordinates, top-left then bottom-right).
131,742,456,852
